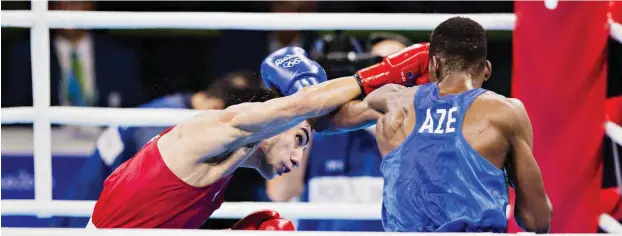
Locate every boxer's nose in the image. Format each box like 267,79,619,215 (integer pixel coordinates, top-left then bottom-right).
291,159,300,168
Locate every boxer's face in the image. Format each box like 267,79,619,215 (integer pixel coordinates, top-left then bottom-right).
256,121,311,179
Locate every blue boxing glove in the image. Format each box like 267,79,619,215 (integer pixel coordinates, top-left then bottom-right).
260,47,327,96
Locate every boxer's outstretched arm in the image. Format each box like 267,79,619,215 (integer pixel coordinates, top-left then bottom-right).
161,77,360,175
505,98,552,233
224,76,361,148
313,84,406,134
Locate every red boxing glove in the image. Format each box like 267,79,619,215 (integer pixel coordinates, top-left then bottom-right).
258,219,295,231
355,42,430,96
415,73,430,86
230,210,295,231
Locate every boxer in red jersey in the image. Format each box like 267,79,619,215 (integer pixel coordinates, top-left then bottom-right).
89,91,311,229
90,45,429,229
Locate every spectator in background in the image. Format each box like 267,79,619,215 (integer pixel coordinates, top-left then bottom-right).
206,1,318,81
266,33,411,232
56,71,266,227
6,1,141,108
267,1,317,52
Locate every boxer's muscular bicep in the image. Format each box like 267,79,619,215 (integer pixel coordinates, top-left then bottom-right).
221,95,308,147
313,84,404,134
312,100,381,134
506,98,552,233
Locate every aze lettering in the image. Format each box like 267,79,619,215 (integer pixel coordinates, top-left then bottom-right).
418,107,458,134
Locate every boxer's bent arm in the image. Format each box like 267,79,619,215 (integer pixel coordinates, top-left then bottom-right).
313,84,405,134
505,98,552,233
225,76,362,148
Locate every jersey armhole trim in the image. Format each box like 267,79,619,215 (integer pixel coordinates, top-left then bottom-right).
456,90,504,176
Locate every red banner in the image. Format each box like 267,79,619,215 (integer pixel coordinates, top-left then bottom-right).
512,1,609,232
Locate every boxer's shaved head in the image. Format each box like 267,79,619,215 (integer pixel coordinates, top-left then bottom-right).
429,17,488,76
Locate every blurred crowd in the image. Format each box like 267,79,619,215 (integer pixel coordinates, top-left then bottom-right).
1,0,517,108
1,0,621,231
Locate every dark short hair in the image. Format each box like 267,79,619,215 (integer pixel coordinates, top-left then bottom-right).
429,17,487,74
206,71,276,108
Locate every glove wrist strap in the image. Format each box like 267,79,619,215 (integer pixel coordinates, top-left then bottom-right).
287,77,320,96
353,74,368,100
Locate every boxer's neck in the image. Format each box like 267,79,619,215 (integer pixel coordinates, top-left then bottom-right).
437,72,483,95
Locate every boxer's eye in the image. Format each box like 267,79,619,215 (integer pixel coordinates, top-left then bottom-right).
299,127,310,147
295,135,304,146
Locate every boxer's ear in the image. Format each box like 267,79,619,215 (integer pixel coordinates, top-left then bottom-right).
483,60,492,81
429,56,440,82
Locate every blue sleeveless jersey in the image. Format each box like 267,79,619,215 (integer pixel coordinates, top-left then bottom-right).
380,83,508,232
299,130,384,232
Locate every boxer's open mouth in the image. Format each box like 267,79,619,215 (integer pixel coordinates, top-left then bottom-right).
275,165,290,176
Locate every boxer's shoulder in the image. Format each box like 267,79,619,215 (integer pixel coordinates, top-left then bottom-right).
380,86,416,119
471,91,514,112
471,92,528,134
157,110,244,163
363,84,410,114
173,109,245,141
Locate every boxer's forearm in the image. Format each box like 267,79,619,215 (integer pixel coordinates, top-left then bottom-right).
312,84,404,134
515,197,552,233
506,98,552,233
293,76,362,120
312,100,380,134
223,76,362,146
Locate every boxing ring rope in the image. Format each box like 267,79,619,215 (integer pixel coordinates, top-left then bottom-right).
2,9,620,38
1,107,203,126
1,11,516,30
1,200,383,220
1,1,622,234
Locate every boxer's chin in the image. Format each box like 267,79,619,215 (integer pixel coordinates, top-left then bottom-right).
251,148,275,179
256,161,276,180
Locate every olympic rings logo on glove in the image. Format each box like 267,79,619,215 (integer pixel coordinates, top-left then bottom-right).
281,58,302,68
274,54,297,66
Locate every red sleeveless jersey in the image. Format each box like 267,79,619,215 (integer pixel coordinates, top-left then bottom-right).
91,127,231,228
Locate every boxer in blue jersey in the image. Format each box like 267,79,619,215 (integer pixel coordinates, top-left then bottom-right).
267,17,552,233
313,17,552,232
